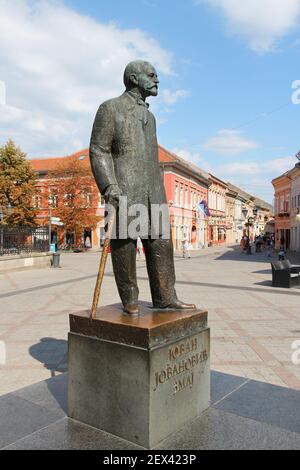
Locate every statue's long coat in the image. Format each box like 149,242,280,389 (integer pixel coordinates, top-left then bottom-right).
89,92,168,237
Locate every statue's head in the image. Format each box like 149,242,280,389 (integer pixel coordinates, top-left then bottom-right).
123,60,159,98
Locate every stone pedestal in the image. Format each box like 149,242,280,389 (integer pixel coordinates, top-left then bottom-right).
68,303,210,449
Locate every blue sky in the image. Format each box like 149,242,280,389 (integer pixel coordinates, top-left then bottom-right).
1,0,300,202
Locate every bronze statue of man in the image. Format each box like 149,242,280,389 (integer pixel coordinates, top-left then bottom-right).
90,60,195,315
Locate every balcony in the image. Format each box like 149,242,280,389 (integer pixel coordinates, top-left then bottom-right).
277,211,290,218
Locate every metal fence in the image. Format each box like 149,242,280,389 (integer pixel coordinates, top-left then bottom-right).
0,226,49,256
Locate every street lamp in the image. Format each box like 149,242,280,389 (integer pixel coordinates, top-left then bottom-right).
242,207,254,255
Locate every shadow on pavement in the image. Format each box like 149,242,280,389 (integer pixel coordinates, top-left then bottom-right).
252,269,272,275
254,280,273,287
29,338,68,378
216,248,277,263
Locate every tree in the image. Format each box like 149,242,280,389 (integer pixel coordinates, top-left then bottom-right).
48,155,101,245
0,139,38,226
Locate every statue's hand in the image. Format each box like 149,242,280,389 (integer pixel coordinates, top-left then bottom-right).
104,184,122,205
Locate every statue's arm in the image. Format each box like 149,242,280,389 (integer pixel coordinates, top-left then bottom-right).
89,102,118,193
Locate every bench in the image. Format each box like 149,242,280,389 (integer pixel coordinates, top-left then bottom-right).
271,260,300,288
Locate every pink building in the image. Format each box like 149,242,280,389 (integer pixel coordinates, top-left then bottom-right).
289,163,300,251
272,171,291,250
158,146,210,251
207,175,227,245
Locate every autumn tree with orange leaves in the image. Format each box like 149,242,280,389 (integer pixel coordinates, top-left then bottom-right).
47,155,100,245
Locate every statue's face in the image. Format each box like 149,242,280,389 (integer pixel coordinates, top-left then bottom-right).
136,64,159,97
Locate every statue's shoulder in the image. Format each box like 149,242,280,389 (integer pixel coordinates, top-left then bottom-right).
97,97,118,112
98,94,128,112
148,109,156,121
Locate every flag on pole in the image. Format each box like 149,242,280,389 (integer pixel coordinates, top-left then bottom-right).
197,200,210,217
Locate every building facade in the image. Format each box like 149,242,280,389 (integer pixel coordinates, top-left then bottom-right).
207,175,227,245
226,183,273,243
289,164,300,251
30,149,106,249
272,171,292,250
159,146,210,251
225,185,238,244
30,146,272,251
30,146,211,251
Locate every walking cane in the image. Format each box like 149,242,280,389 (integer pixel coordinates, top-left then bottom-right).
90,211,115,319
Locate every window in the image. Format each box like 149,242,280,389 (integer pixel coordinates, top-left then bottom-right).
180,187,184,207
33,195,42,209
174,185,179,205
286,194,290,212
83,193,92,207
64,194,74,206
49,194,58,208
280,196,284,212
49,187,58,208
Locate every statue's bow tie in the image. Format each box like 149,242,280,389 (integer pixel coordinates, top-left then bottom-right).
137,98,149,109
127,91,149,109
134,96,149,126
127,92,149,126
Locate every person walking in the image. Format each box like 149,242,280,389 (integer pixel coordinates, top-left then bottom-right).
136,237,145,261
278,244,285,261
182,233,191,259
267,236,273,258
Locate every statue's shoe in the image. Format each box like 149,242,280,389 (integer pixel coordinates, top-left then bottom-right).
123,303,140,315
156,300,196,310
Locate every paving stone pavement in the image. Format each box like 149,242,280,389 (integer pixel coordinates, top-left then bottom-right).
0,244,300,395
1,372,300,450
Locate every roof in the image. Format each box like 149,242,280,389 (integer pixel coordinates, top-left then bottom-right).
29,145,211,185
271,166,296,185
226,182,254,202
158,145,210,184
227,182,273,212
208,173,227,188
29,147,272,210
30,149,90,172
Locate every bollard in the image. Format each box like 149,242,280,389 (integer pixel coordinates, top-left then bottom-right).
52,252,61,268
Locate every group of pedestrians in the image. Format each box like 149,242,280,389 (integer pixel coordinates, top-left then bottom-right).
240,234,276,257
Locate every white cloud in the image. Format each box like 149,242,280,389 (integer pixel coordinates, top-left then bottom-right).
197,0,300,52
267,156,297,173
217,161,260,175
204,129,259,154
0,0,173,157
172,147,203,165
0,80,5,105
217,156,295,176
214,155,295,202
160,89,190,106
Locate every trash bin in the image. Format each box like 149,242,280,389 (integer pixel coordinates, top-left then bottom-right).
52,252,61,268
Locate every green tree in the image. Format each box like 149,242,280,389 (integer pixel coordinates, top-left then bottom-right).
0,139,38,226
